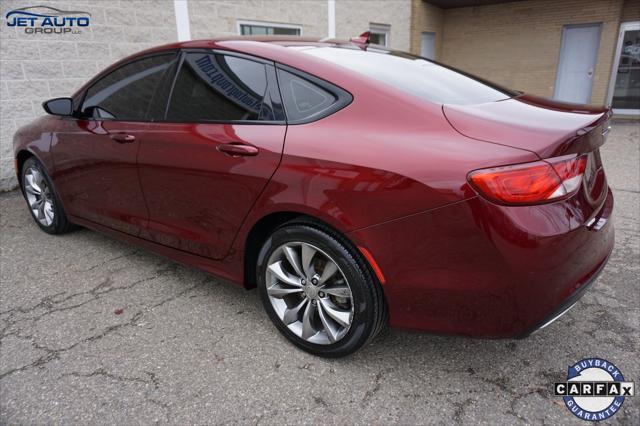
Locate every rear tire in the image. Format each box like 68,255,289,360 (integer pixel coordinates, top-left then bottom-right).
21,156,74,235
256,221,386,357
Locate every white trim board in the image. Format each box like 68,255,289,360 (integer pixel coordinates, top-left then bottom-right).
173,0,191,42
328,0,336,38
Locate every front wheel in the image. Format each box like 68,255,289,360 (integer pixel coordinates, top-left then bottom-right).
256,222,386,357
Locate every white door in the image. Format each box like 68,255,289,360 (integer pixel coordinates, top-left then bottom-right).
421,32,436,60
554,24,601,104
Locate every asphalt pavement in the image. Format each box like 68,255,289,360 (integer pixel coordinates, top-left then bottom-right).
1,122,638,424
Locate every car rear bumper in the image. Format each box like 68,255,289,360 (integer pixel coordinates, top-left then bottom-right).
348,187,614,337
520,251,610,337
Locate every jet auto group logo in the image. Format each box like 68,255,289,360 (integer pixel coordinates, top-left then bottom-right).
554,358,635,421
5,5,91,35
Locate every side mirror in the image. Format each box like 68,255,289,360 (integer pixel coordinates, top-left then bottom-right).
42,97,73,116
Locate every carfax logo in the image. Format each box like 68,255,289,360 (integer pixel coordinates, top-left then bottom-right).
5,5,90,35
554,358,635,421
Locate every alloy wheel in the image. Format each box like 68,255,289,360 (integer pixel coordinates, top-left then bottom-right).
265,242,354,344
24,166,55,227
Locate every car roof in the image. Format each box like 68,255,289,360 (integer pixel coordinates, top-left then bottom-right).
77,36,410,108
147,36,351,51
112,36,375,85
114,36,364,74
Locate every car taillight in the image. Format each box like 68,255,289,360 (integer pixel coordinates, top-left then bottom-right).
468,155,588,205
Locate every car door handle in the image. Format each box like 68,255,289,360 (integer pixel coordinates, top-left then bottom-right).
110,133,136,143
217,143,259,157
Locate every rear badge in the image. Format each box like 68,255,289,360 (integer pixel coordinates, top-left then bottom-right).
554,358,634,421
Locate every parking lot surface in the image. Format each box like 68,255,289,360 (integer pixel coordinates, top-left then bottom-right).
1,122,638,425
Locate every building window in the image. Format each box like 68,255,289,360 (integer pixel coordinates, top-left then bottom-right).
369,23,390,46
238,20,302,36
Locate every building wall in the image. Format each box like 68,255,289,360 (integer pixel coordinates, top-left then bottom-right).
335,0,412,50
188,0,411,49
414,0,626,106
621,0,640,22
410,0,443,56
188,0,327,39
0,0,178,191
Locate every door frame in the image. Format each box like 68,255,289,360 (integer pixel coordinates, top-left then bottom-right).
606,21,640,115
553,22,602,103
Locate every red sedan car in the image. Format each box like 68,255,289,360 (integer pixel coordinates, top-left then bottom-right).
13,36,614,357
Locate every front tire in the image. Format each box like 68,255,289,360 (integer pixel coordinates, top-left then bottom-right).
21,156,73,234
256,221,386,357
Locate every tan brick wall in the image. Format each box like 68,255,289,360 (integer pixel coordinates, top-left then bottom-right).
621,0,640,21
431,0,624,106
410,0,443,56
0,0,178,190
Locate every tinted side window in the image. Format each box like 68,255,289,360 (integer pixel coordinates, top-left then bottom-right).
166,53,270,122
276,68,351,123
82,54,174,120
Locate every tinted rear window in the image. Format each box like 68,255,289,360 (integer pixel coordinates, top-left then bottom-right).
277,69,338,122
299,46,514,105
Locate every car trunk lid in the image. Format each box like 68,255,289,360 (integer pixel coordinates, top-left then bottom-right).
444,94,611,207
442,94,611,159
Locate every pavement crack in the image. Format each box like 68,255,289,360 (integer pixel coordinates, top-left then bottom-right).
144,371,161,390
506,387,547,423
452,397,474,424
145,396,171,423
612,187,640,194
0,311,144,381
149,277,210,310
361,371,383,405
476,375,514,395
0,273,165,331
60,367,155,387
0,291,66,316
80,250,141,273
